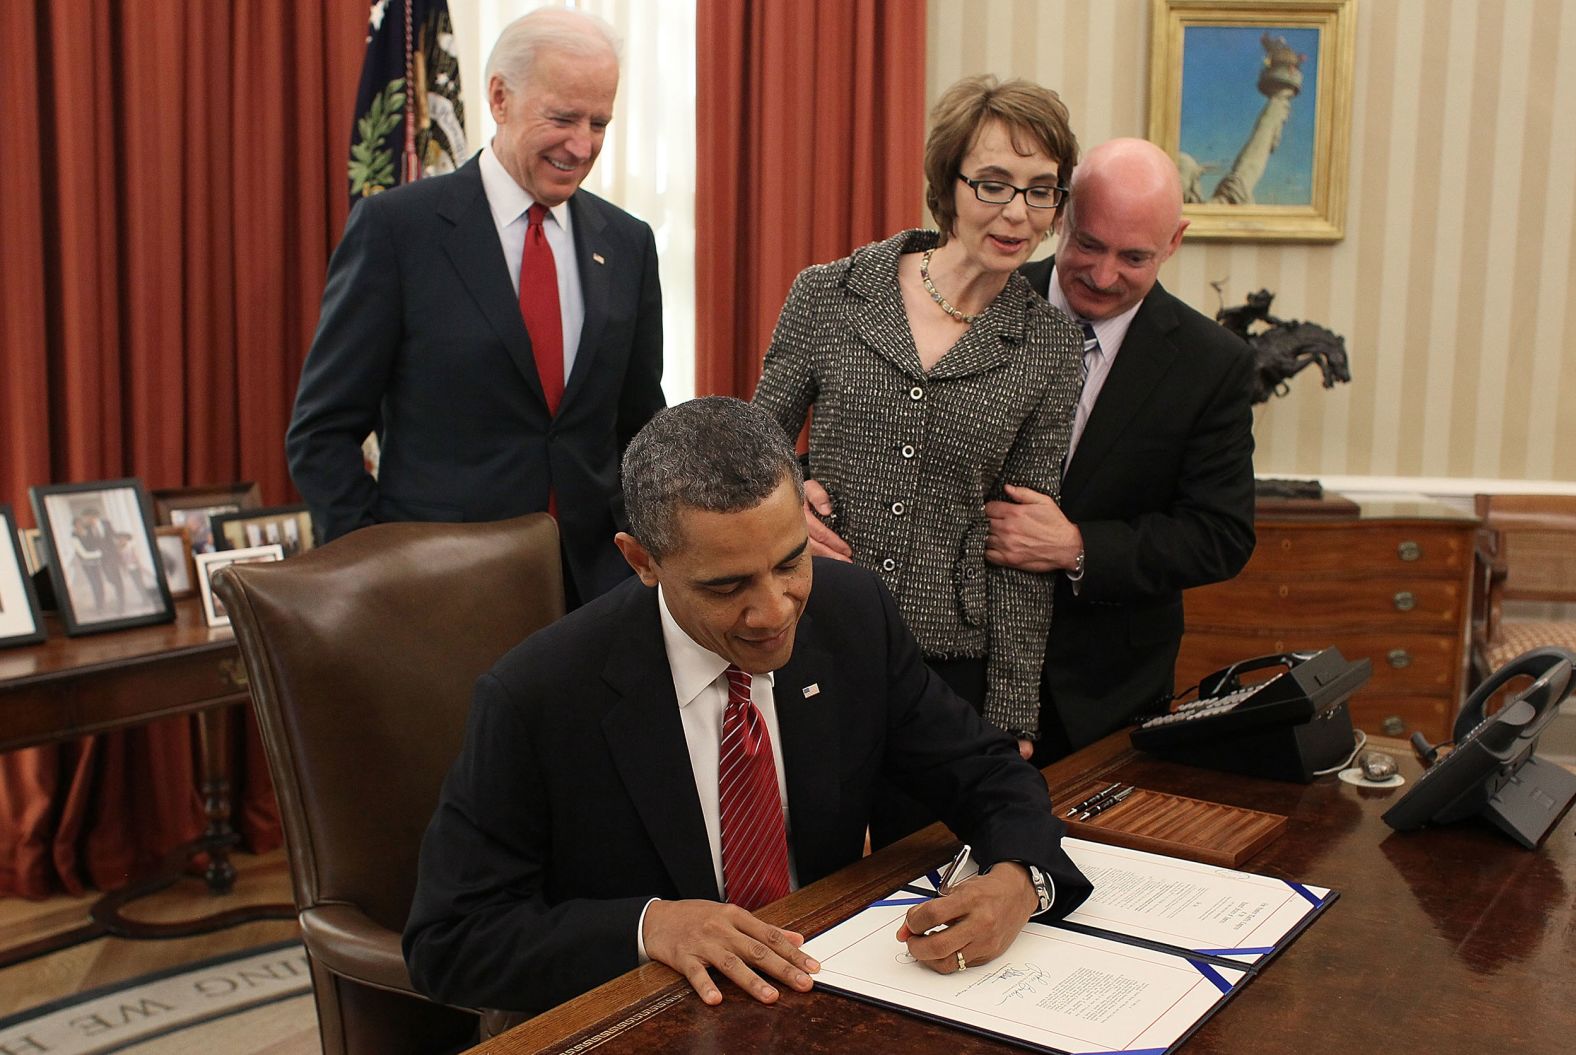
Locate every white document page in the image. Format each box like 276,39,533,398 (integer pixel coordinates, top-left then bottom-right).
1059,838,1333,965
802,892,1247,1054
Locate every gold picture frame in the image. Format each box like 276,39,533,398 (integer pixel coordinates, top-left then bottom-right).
1148,0,1356,242
150,482,263,554
155,524,198,600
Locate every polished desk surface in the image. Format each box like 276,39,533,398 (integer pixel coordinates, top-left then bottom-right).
0,598,244,753
469,734,1576,1054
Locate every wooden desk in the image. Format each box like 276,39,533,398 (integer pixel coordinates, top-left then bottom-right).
1,598,247,752
0,598,290,964
469,735,1576,1054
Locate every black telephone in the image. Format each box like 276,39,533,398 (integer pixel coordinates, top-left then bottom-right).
1383,647,1576,848
1130,647,1371,782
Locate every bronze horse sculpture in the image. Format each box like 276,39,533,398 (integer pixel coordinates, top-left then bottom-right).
1215,288,1351,404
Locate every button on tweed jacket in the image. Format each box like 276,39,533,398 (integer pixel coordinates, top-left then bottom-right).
753,229,1083,737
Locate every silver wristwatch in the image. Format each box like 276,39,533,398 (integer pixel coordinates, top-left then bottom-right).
1024,863,1054,914
990,860,1054,914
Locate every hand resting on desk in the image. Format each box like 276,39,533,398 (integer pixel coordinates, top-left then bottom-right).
896,862,1039,974
643,898,821,1006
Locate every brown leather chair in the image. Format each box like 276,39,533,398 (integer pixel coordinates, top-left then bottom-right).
213,515,565,1055
1471,494,1576,682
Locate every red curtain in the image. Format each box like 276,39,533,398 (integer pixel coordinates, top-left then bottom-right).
695,0,926,399
0,0,364,898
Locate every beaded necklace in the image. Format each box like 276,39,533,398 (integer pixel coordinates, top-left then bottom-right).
919,248,980,325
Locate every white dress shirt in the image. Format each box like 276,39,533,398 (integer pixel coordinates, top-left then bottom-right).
479,144,586,384
635,586,797,961
1046,264,1143,462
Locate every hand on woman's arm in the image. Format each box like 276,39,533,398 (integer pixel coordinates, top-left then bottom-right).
984,484,1082,574
803,479,853,561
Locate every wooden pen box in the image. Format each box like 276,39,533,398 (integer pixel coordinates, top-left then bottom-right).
1060,781,1287,867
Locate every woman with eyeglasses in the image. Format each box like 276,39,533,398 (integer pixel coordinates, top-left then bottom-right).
753,75,1083,847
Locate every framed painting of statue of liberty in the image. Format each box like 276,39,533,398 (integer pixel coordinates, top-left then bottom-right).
1148,0,1356,242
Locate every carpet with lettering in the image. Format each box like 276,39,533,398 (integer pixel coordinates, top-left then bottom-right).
0,941,312,1055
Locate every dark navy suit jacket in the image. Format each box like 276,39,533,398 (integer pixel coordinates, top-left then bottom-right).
404,558,1091,1016
287,156,664,601
1021,258,1256,751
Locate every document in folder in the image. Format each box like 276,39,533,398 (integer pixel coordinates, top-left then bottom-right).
1057,838,1334,968
801,841,1335,1054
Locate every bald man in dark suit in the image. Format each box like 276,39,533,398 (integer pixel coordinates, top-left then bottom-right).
989,139,1256,763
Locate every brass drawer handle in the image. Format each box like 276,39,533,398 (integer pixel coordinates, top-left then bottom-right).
219,657,249,690
1387,649,1412,669
1393,590,1416,612
1382,716,1406,736
1397,540,1421,561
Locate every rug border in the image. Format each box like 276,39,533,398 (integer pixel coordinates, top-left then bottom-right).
93,988,314,1055
0,938,305,1031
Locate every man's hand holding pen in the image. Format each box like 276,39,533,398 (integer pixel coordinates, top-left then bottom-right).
897,845,1040,975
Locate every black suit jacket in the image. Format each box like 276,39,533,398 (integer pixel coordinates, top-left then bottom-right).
286,156,665,601
403,558,1091,1017
1021,258,1256,750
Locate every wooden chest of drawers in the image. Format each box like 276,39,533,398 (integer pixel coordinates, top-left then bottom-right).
1176,496,1478,743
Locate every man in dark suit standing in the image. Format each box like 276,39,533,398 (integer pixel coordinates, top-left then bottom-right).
404,397,1091,1018
987,138,1256,763
287,8,663,606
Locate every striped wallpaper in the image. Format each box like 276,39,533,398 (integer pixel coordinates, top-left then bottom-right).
927,0,1576,486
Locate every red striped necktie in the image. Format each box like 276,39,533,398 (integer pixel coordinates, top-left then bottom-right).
718,666,790,910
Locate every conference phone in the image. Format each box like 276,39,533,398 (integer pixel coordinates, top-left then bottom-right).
1130,648,1371,782
1383,646,1576,848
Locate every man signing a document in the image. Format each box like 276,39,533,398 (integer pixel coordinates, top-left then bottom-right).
404,398,1090,1018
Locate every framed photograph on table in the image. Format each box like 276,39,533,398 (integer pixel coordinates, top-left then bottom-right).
18,526,45,575
155,525,197,600
151,482,262,554
211,505,315,559
29,479,175,636
194,544,284,628
1148,0,1356,241
0,504,47,648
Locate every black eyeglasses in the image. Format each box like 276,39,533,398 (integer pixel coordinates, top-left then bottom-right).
958,175,1067,210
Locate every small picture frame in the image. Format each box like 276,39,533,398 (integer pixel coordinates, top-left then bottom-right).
194,544,285,628
29,479,175,636
151,483,263,555
18,526,45,576
156,525,197,600
0,504,47,648
210,505,315,559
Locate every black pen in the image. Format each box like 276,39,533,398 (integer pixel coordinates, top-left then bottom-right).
1064,782,1124,817
1078,786,1136,821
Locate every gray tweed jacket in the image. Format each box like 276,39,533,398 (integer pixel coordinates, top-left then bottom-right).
753,229,1083,737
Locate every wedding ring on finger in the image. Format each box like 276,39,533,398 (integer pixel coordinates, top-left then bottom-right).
956,952,967,971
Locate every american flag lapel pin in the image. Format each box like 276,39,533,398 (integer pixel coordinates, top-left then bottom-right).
592,252,606,265
802,683,820,698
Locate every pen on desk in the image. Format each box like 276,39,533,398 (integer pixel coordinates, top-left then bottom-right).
1078,786,1136,821
938,843,972,895
1064,782,1124,817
